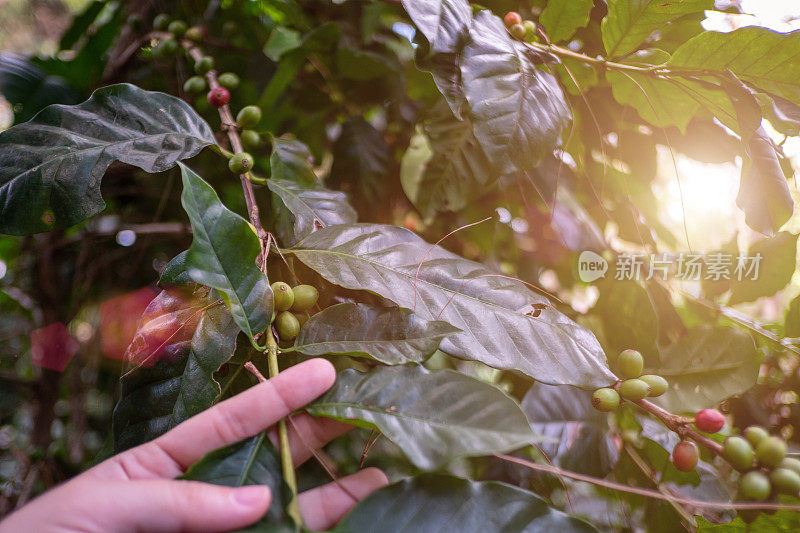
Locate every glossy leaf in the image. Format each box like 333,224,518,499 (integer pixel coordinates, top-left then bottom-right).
290,303,460,364
400,102,493,219
329,117,391,204
460,11,569,175
288,223,615,387
736,127,795,236
180,164,272,346
269,136,316,186
540,0,593,43
158,250,191,287
0,83,215,235
403,0,472,117
113,291,239,452
182,432,292,527
0,53,80,124
649,326,760,413
335,473,598,532
729,232,798,305
522,383,619,477
602,0,713,57
267,178,356,247
668,27,800,108
307,365,538,470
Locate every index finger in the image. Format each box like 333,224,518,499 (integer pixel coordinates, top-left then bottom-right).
159,358,336,470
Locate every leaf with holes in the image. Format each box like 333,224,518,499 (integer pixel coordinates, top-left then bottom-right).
460,11,570,176
287,223,615,387
180,164,272,346
335,474,598,532
290,303,460,364
648,326,761,413
307,366,538,470
602,0,713,57
0,83,215,235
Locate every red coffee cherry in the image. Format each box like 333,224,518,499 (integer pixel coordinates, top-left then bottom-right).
694,409,725,433
672,441,699,472
207,87,230,108
504,12,522,28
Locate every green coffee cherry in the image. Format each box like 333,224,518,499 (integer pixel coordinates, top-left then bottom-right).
591,387,619,412
168,20,187,37
275,311,301,341
236,105,262,129
640,375,668,397
228,152,254,174
291,285,319,312
771,467,800,495
740,471,771,501
218,72,240,89
194,56,215,74
523,20,538,42
510,23,526,40
723,436,755,471
619,379,650,401
153,38,177,59
617,349,644,379
757,436,787,468
293,312,310,327
779,457,800,476
153,13,170,31
183,76,206,93
185,26,204,42
241,130,261,150
271,282,295,312
744,426,769,447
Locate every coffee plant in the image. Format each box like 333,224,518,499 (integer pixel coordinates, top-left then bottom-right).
1,0,800,531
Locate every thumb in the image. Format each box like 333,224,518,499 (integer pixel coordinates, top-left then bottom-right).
95,479,271,532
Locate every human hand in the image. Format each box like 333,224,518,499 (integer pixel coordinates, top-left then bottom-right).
0,359,387,532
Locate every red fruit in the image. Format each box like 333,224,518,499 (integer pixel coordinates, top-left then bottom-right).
504,12,522,28
207,87,230,108
672,441,699,472
695,409,725,434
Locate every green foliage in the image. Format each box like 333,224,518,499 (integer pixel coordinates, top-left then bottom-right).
308,365,538,470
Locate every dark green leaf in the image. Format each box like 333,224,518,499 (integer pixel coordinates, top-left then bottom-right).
602,0,713,57
180,164,272,346
269,136,316,186
308,366,538,470
59,0,107,50
522,383,619,477
182,432,292,527
0,84,215,235
329,117,391,204
729,232,798,305
400,102,493,219
649,326,760,413
540,0,593,43
736,127,795,236
267,178,356,247
113,291,239,451
159,250,192,287
288,223,616,387
335,473,598,532
0,53,80,124
335,48,395,81
461,11,569,175
290,303,459,364
668,27,800,108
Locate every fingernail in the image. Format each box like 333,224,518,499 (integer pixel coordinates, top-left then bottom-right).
232,485,269,507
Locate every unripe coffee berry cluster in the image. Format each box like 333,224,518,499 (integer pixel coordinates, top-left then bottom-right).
720,426,800,507
591,349,668,412
503,12,539,43
270,282,319,341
